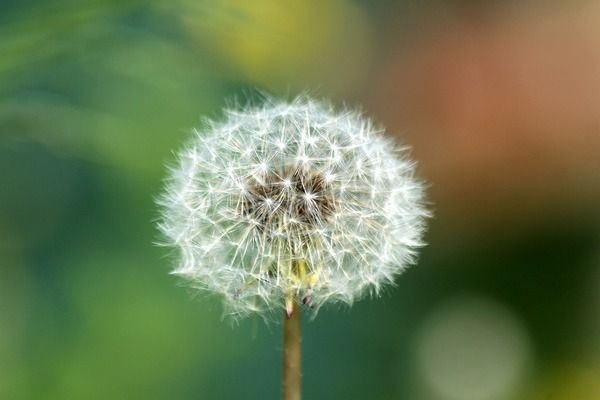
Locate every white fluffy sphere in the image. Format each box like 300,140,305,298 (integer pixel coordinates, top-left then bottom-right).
158,96,428,318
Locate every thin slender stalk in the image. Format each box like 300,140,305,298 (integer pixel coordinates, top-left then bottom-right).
282,303,301,400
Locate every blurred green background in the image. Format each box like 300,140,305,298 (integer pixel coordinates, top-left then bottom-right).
2,1,600,399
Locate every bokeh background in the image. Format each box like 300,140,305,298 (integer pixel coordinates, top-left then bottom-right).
2,1,600,399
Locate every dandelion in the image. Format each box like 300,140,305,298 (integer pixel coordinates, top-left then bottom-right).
157,95,428,400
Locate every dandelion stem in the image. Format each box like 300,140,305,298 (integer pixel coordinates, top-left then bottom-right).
282,302,301,400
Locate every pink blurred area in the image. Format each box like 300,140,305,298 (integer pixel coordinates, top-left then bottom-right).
370,2,600,236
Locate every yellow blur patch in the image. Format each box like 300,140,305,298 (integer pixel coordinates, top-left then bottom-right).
180,0,373,94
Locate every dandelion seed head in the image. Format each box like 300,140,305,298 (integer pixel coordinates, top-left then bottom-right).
158,96,428,319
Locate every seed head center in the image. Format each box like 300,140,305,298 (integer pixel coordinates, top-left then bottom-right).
240,167,336,234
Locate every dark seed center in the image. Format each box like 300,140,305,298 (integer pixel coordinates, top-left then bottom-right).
239,167,336,233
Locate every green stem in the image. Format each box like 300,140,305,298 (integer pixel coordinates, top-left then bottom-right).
282,303,301,400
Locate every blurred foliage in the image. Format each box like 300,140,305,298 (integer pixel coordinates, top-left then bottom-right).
1,0,599,399
177,0,373,94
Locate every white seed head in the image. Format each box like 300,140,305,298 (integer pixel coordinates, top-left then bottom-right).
158,96,428,319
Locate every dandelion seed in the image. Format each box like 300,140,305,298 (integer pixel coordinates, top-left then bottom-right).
158,96,428,319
